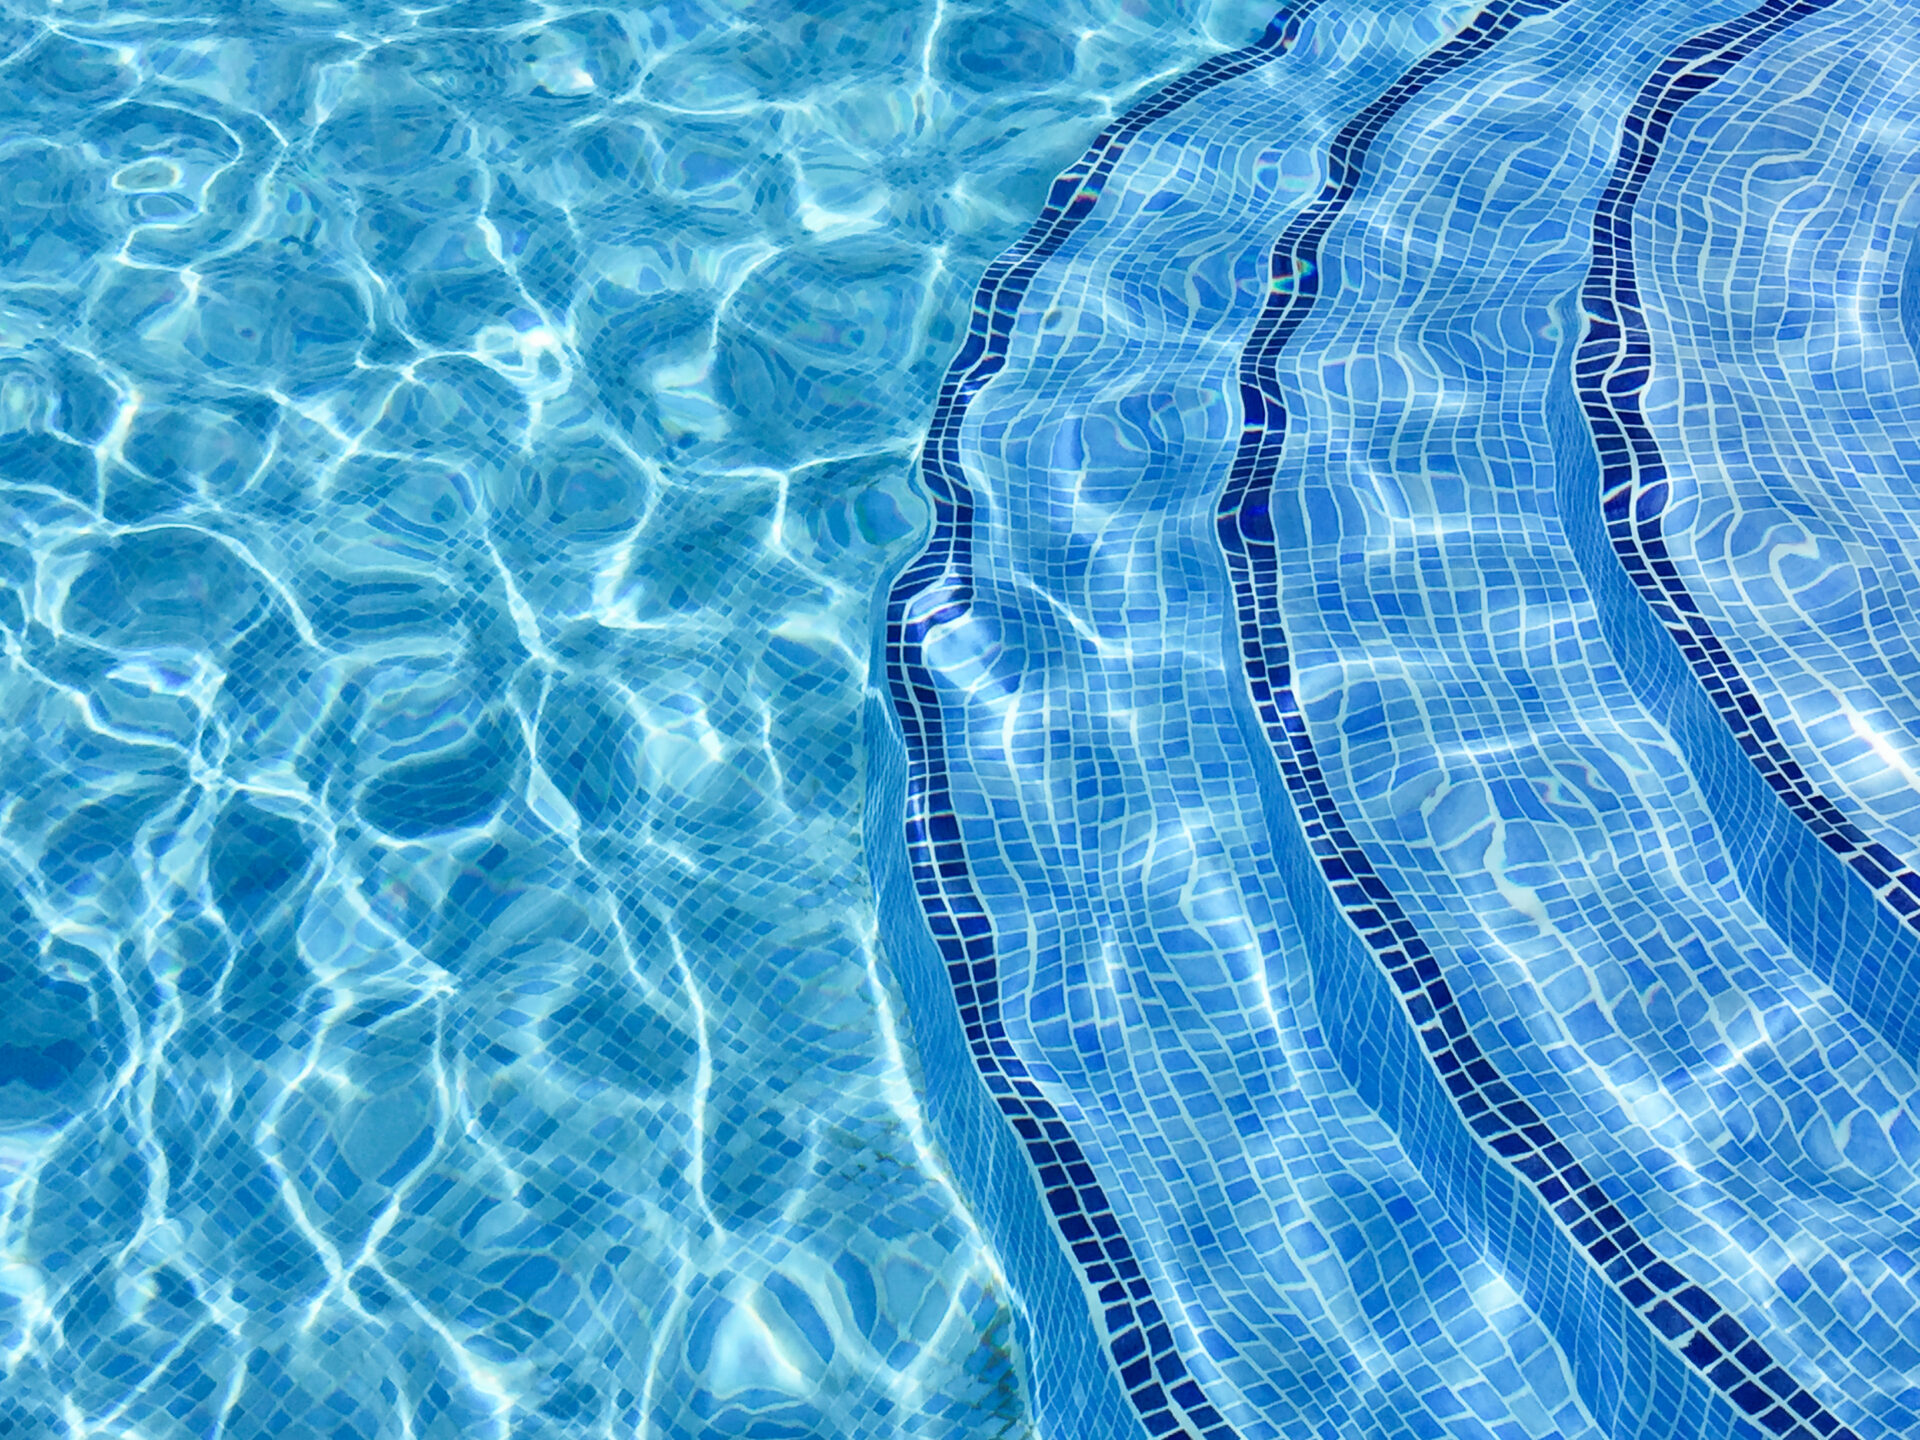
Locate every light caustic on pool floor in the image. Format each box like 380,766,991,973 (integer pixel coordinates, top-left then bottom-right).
7,0,1920,1438
884,0,1920,1438
0,1,1288,1437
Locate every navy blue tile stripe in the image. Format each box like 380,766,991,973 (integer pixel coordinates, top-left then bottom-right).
1572,0,1920,946
880,11,1317,1439
1214,4,1860,1439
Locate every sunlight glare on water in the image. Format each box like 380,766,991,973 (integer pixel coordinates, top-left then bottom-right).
9,0,1920,1438
0,1,1286,1435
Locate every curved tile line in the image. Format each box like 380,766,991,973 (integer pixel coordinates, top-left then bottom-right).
880,11,1318,1439
1215,2,1862,1438
1574,4,1920,952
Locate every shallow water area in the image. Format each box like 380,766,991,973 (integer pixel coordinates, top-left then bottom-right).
6,1,1920,1439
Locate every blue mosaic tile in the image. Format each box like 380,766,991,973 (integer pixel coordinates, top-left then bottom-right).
876,0,1920,1435
8,0,1920,1436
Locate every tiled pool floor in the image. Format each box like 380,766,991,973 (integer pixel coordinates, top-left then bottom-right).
3,1,1919,1437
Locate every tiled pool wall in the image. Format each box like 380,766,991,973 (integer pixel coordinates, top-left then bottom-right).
5,0,1920,1437
876,0,1920,1437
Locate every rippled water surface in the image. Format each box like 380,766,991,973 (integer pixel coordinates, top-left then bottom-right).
0,0,1284,1433
7,0,1920,1437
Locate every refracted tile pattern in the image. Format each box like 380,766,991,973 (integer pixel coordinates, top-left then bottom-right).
1600,0,1920,1034
1573,0,1920,1010
874,0,1920,1437
0,1,1277,1437
884,17,1320,1440
1219,2,1856,1437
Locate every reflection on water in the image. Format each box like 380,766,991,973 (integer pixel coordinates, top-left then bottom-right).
0,0,1282,1434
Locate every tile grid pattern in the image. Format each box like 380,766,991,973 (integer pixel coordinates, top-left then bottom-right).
1623,11,1920,879
891,8,1685,1433
881,11,1319,1439
1215,2,1860,1438
0,5,1280,1438
1251,3,1920,1423
1572,0,1920,955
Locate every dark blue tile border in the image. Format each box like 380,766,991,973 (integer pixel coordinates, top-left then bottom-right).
867,704,1145,1440
877,11,1318,1438
1571,4,1920,975
1214,3,1860,1438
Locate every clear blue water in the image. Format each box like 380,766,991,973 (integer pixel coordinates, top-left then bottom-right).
4,0,1920,1437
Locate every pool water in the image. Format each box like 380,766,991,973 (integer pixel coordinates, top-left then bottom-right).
3,0,1919,1437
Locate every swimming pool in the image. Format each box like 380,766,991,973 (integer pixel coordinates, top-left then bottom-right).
3,0,1917,1436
